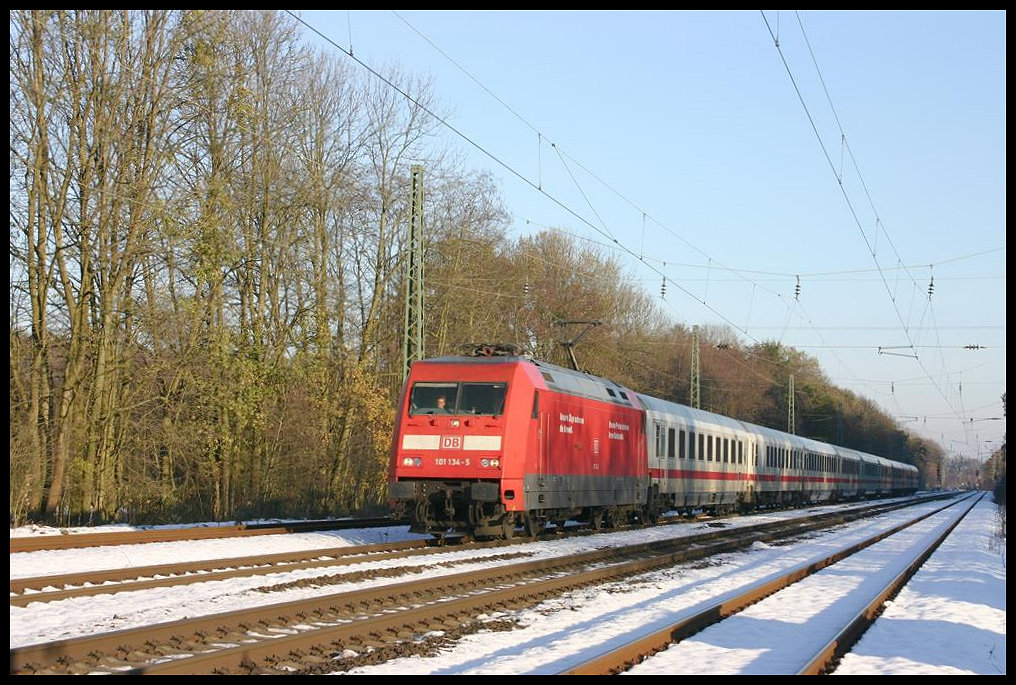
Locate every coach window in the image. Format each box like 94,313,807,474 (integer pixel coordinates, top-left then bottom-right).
698,433,705,461
679,429,687,459
706,435,713,461
668,428,676,459
723,438,729,463
738,441,744,464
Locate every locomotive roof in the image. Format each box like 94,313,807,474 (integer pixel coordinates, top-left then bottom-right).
418,356,916,473
420,355,638,407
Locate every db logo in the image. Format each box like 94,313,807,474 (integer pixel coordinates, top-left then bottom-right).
441,435,463,450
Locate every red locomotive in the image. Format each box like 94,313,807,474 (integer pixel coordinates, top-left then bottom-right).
388,346,918,539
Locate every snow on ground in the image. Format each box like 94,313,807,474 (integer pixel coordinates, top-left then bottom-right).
8,498,920,649
624,498,982,674
834,498,1006,675
8,518,347,538
11,494,1003,676
8,527,431,580
341,497,989,675
6,498,910,580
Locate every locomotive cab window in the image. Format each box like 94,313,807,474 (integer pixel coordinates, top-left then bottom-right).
409,382,507,416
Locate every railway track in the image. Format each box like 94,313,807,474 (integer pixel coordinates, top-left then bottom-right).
9,517,406,554
10,540,432,607
10,494,957,675
559,491,982,675
9,495,948,607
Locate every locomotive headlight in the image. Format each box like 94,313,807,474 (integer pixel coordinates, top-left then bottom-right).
491,458,500,468
413,457,422,467
481,459,490,467
402,457,414,466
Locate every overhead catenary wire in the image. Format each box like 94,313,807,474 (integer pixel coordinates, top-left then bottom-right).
382,11,807,325
519,215,999,436
287,10,769,345
381,11,1000,448
760,10,968,428
295,10,998,458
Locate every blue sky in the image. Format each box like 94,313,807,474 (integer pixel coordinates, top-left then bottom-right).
297,10,1005,461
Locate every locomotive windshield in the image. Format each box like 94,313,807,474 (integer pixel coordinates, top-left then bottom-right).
409,382,507,416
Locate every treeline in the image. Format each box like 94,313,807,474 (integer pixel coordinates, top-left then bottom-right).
9,10,939,527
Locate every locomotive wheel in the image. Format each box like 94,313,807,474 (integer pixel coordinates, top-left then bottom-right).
605,508,621,529
590,510,604,530
524,513,541,538
414,500,430,528
501,514,516,540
